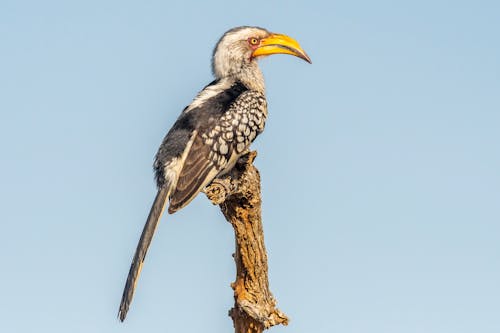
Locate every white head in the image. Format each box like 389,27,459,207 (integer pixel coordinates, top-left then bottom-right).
211,26,311,91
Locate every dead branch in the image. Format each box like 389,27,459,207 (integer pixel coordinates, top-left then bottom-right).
204,151,288,333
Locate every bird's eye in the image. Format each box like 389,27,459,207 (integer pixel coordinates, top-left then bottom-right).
248,37,260,46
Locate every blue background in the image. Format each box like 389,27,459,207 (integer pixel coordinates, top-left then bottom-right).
1,1,499,332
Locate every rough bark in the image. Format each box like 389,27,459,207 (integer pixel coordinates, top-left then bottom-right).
204,151,288,333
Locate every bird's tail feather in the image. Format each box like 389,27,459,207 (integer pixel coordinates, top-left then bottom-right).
118,187,169,322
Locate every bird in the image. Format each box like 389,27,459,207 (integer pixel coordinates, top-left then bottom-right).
118,26,311,322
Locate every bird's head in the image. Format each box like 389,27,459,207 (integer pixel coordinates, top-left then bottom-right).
212,26,311,83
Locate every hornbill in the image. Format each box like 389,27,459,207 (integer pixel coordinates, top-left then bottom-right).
118,26,311,321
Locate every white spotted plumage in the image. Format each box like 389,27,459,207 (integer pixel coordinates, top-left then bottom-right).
200,89,267,168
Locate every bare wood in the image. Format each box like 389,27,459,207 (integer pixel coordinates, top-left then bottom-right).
205,151,288,333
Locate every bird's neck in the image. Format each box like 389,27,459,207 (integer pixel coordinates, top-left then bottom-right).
235,64,265,93
217,61,265,94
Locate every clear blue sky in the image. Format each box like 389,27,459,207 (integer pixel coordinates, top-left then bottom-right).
1,1,499,332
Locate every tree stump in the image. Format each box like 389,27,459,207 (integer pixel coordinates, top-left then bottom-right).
204,151,288,333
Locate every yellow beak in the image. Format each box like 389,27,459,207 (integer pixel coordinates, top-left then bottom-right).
252,33,312,63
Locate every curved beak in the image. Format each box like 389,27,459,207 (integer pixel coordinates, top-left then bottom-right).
252,33,312,64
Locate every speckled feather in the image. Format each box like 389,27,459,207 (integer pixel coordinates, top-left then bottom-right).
163,83,267,212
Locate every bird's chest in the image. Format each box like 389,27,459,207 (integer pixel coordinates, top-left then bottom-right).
202,92,267,158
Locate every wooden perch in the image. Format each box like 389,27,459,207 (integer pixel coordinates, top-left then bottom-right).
204,151,288,333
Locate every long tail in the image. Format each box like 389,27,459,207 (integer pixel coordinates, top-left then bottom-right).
118,187,169,321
